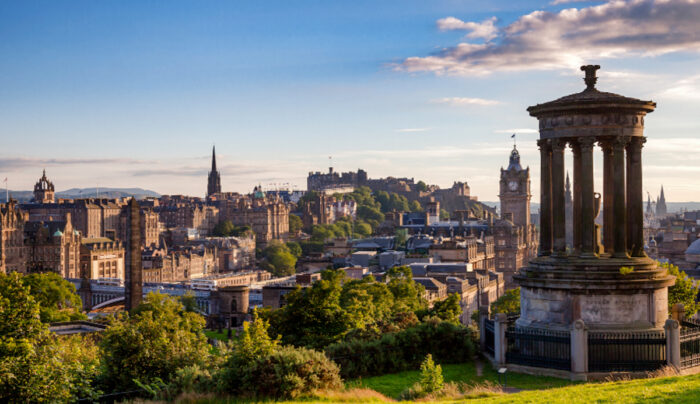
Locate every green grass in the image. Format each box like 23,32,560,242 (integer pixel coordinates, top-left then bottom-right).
346,362,576,399
204,329,234,341
176,373,700,403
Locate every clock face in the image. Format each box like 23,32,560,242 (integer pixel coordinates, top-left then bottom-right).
508,181,518,191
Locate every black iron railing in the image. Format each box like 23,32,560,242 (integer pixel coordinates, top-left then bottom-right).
588,331,666,372
505,327,571,371
484,318,495,357
681,318,700,369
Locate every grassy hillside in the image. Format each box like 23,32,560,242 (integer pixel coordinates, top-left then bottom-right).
175,371,700,403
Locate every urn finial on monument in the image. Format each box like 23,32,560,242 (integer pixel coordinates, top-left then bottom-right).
581,64,600,90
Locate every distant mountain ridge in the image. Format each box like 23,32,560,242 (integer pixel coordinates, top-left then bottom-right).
3,187,160,203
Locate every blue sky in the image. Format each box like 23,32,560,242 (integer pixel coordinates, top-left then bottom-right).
1,0,700,201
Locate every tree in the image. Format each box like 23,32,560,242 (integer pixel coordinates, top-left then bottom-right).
418,354,443,393
288,214,302,235
23,272,86,323
386,266,427,312
262,240,298,277
440,209,450,220
286,241,302,258
491,287,520,315
100,292,211,391
410,200,423,212
0,273,97,402
416,180,428,192
212,220,235,237
234,310,280,362
665,263,700,317
354,221,372,238
428,293,462,324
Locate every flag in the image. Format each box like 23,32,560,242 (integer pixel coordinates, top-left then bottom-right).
511,133,516,138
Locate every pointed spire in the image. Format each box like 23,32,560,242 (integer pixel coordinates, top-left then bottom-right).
659,185,665,202
211,145,217,172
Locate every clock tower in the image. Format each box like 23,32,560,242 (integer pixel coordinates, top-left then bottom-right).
499,145,531,228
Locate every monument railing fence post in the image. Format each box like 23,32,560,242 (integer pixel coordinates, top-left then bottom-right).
479,305,491,353
665,319,680,370
494,313,508,366
570,319,588,379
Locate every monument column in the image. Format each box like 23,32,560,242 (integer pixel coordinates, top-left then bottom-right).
612,137,630,258
579,137,596,257
570,140,582,252
601,140,614,254
538,139,553,256
551,139,567,256
627,136,646,257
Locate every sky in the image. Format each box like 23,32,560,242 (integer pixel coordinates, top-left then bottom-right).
1,0,700,202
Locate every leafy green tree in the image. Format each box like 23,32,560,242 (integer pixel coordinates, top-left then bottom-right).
440,209,450,220
261,240,297,277
23,272,86,323
410,200,423,212
234,310,280,362
180,291,200,313
354,221,372,238
99,292,211,391
288,214,302,235
665,263,700,316
286,241,302,258
311,225,335,242
389,193,410,212
491,287,521,315
418,354,443,393
387,266,427,312
416,180,428,192
357,205,384,228
428,293,462,324
212,220,235,237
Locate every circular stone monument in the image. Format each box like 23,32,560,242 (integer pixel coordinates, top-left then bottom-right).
514,65,675,331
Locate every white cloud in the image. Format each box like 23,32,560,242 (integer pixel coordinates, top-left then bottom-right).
658,74,700,100
432,97,501,106
436,16,498,41
395,128,430,133
398,0,700,76
550,0,595,5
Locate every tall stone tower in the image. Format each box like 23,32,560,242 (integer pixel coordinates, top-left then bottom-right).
33,170,55,203
207,146,222,197
124,197,143,311
655,185,667,216
499,145,531,228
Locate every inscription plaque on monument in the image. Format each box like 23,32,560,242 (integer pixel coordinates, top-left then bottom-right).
579,294,648,324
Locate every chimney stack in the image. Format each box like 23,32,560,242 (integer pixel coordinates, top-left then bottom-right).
125,197,143,311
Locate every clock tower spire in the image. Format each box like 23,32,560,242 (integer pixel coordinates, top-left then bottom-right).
499,144,531,228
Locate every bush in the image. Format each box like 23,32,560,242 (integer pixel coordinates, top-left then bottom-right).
399,354,446,400
325,320,474,379
221,345,342,399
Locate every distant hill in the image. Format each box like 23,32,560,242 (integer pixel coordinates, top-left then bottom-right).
4,187,160,203
484,201,700,215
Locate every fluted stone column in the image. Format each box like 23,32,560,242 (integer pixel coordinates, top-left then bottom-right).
601,140,614,254
613,137,630,258
626,137,646,257
538,139,553,256
552,139,567,256
579,137,596,257
571,141,582,252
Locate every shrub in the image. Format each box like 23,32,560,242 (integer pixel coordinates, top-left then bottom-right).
325,320,474,379
221,345,342,399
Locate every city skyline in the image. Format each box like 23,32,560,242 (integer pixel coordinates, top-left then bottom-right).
2,0,700,201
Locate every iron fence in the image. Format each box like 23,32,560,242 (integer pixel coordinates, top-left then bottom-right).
588,331,666,372
484,318,495,357
681,318,700,369
505,327,571,371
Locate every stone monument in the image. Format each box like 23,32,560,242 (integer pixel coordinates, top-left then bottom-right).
514,65,675,331
124,197,143,311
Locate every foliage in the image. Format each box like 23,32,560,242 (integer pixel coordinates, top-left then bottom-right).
619,266,634,275
665,262,700,316
99,292,211,392
325,320,474,379
418,354,444,393
234,310,280,362
424,293,462,324
212,220,251,237
288,213,303,234
410,200,423,212
416,180,428,192
300,240,325,256
440,209,450,220
225,345,342,399
286,241,302,258
375,191,411,213
0,273,98,402
491,287,521,316
268,268,427,349
180,291,201,313
261,240,298,277
23,272,86,323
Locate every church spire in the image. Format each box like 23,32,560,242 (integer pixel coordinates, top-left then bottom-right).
211,146,217,172
207,145,222,197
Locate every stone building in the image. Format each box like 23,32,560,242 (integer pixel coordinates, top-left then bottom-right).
217,193,289,245
25,198,128,240
24,214,81,278
33,170,55,203
207,146,222,198
189,234,256,272
307,167,368,192
142,245,216,283
0,201,28,274
656,185,668,217
80,238,125,280
497,145,539,288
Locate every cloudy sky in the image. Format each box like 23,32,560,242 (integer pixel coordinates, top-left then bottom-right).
1,0,699,201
